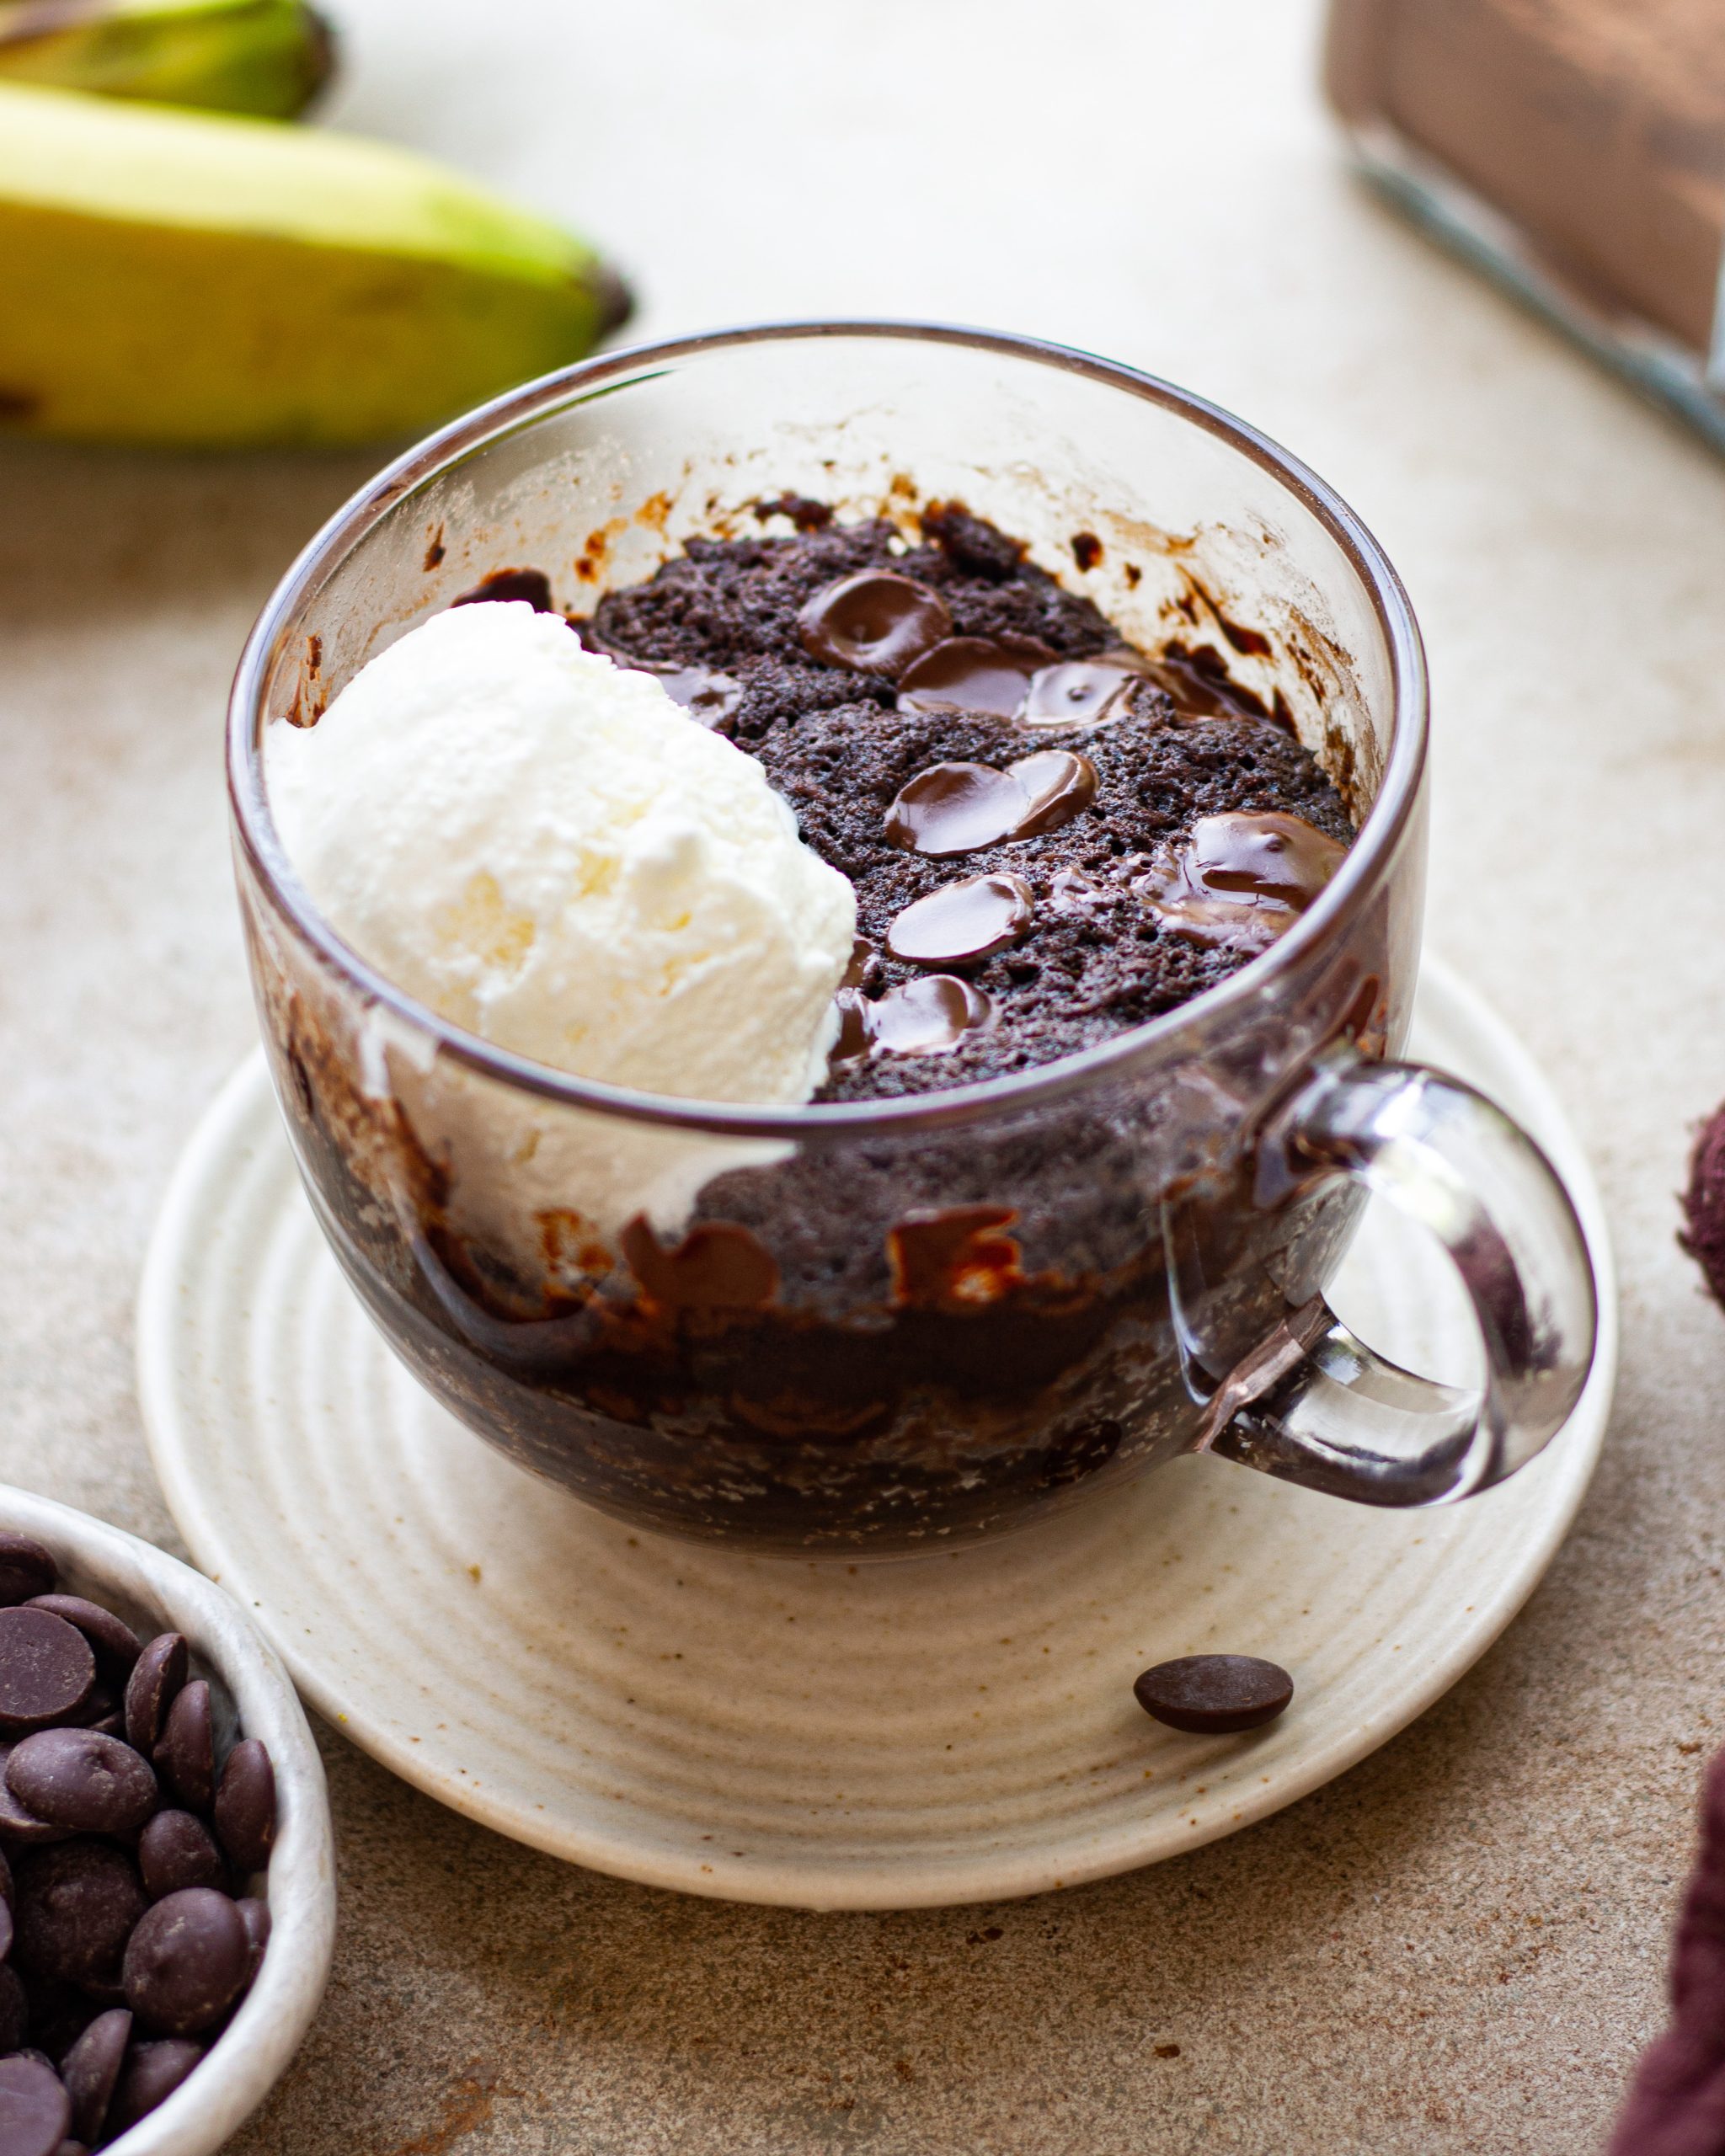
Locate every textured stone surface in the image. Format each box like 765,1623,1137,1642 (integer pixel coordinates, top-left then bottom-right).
3,1,1725,2149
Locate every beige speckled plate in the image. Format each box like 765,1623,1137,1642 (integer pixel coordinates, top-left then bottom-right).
136,958,1614,1911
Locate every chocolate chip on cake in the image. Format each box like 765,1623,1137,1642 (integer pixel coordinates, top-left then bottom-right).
798,571,952,677
887,874,1033,967
895,635,1049,717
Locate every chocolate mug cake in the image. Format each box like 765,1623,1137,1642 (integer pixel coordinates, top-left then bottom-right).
229,324,1596,1551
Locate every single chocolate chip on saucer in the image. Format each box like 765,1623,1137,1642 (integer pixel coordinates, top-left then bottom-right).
1133,1655,1294,1735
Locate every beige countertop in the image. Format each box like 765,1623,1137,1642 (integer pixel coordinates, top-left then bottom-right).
4,2,1725,2148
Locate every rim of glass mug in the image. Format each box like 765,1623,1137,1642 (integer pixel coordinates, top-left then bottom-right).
227,318,1428,1139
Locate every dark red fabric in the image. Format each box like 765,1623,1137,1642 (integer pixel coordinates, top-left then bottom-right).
1610,1753,1725,2154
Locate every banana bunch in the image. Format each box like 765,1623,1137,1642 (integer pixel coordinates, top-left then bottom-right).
0,0,334,119
0,5,632,448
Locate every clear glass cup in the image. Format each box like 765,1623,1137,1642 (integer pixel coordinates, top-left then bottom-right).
227,323,1597,1553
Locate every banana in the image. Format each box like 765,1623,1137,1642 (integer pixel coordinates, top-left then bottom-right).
0,83,633,448
0,0,334,120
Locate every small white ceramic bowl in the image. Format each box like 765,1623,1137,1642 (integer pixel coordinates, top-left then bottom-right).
0,1484,336,2154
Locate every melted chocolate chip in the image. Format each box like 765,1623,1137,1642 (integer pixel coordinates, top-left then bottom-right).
884,762,1027,857
829,991,873,1064
798,572,952,678
641,664,742,727
1008,750,1097,838
620,1219,779,1312
857,976,995,1057
886,874,1033,966
895,636,1049,718
752,494,833,531
450,567,554,612
1049,866,1107,913
885,748,1097,857
1020,659,1140,727
1192,811,1343,904
1133,1654,1294,1734
1138,810,1344,952
1148,639,1271,720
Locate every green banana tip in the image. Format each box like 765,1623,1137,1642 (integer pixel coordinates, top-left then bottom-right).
595,261,634,342
298,2,337,114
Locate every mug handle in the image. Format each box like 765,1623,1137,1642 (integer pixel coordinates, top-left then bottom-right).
1195,1054,1598,1506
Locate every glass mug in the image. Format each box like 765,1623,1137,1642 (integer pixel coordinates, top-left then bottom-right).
227,323,1596,1553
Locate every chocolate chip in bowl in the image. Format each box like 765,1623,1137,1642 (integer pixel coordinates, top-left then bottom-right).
0,1492,333,2156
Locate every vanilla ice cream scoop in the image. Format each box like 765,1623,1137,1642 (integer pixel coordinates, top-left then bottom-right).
267,601,857,1107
